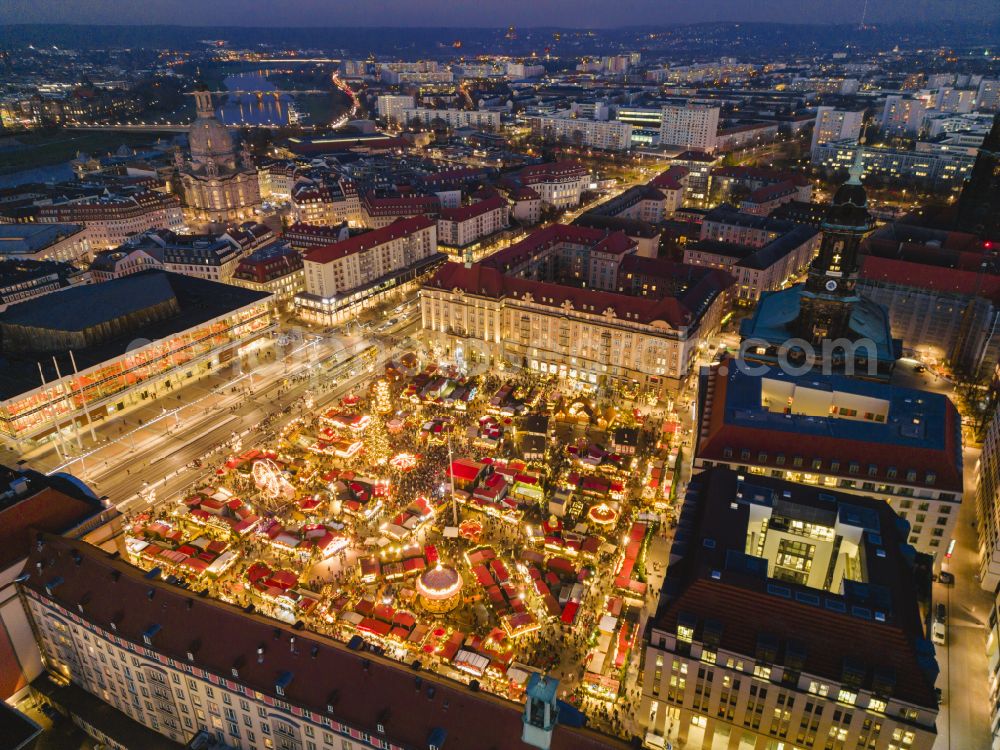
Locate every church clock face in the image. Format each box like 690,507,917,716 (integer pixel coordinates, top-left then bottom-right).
825,279,839,292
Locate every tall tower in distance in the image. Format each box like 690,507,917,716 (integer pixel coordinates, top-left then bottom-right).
956,113,1000,242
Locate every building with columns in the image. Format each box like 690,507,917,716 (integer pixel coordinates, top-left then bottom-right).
639,467,938,750
177,85,261,227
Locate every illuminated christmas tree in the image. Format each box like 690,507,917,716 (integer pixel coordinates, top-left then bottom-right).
367,412,391,466
373,379,392,415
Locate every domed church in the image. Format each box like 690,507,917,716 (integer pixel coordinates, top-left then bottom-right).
177,84,260,227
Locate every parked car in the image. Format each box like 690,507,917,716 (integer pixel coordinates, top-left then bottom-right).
932,620,947,646
938,571,955,585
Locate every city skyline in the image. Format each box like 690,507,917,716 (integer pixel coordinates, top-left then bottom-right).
2,0,1000,28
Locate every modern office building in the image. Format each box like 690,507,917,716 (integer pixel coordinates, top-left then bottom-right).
640,467,939,750
659,105,720,153
421,224,732,395
670,152,722,208
0,272,273,449
695,359,963,559
18,533,626,750
296,216,442,325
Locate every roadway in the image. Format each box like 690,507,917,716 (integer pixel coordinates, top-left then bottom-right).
20,311,422,510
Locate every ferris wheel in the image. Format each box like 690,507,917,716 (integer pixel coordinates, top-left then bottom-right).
251,458,294,513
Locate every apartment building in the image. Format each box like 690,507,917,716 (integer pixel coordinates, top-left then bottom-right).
695,360,963,560
401,108,501,131
375,94,416,124
18,534,622,750
291,180,362,227
810,107,865,157
683,224,820,305
361,194,441,229
879,96,927,137
37,191,184,251
640,467,938,750
517,162,589,210
436,190,509,249
231,242,305,309
297,216,441,325
659,105,720,153
858,224,1000,377
527,116,634,151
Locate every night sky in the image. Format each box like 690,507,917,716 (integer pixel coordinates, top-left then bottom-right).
2,0,997,27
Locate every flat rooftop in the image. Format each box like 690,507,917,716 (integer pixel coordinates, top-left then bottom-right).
0,272,271,401
656,467,937,708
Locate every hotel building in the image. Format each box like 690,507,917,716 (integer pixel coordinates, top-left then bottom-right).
695,360,963,559
421,224,732,395
640,467,939,750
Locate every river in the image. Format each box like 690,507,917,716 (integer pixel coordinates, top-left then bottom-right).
216,72,294,127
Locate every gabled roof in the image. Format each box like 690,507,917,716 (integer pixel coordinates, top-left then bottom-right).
305,217,435,265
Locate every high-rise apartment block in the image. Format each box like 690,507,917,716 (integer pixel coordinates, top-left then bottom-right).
659,105,720,153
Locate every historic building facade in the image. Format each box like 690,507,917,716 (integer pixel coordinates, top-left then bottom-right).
177,87,261,227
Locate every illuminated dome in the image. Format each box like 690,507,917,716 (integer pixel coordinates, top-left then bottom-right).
188,117,236,167
416,564,463,613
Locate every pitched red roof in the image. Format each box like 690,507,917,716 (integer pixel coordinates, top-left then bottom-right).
439,193,507,223
305,216,435,265
21,534,627,750
648,166,689,191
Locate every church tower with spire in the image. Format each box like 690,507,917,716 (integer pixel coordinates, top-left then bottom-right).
739,145,898,381
792,149,873,344
955,112,1000,241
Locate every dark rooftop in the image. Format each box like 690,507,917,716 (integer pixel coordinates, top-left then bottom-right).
0,272,271,401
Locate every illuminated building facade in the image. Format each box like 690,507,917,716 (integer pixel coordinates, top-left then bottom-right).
640,468,938,750
0,272,273,448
